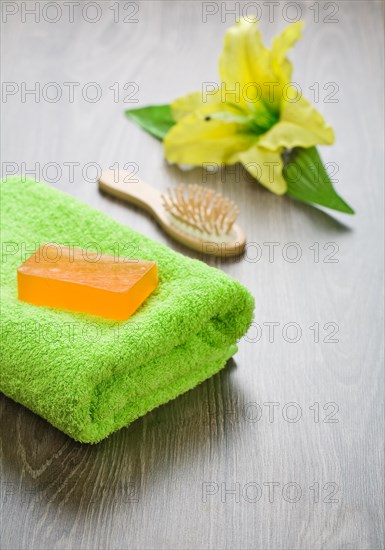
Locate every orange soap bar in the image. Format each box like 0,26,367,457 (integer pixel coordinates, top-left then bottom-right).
17,243,158,321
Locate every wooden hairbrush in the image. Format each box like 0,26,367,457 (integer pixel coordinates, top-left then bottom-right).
98,170,246,257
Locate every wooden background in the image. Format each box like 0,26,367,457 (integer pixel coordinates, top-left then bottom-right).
1,1,384,548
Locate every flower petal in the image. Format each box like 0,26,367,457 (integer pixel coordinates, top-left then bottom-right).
237,146,287,194
164,109,258,166
259,95,335,150
271,21,304,84
219,19,275,106
171,90,221,121
219,19,304,111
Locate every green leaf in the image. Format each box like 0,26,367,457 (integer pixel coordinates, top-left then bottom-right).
283,147,355,214
125,104,175,140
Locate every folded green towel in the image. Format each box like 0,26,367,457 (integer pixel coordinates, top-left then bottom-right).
0,177,254,443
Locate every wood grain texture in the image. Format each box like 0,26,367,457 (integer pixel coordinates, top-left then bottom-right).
1,1,384,549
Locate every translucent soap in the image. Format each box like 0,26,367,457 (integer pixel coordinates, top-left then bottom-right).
17,243,158,321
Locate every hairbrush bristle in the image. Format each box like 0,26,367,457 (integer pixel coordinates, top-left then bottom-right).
161,184,239,236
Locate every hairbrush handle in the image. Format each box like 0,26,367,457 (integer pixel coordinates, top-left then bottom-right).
98,170,167,223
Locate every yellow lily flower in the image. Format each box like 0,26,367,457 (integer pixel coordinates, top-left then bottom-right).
164,19,335,195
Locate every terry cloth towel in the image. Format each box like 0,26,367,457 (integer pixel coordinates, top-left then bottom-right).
0,177,254,443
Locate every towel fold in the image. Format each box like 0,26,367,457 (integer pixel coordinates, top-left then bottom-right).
0,177,254,443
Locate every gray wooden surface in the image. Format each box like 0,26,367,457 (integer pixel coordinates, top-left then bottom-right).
1,1,384,549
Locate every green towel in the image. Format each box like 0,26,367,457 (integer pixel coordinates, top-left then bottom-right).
0,177,254,443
